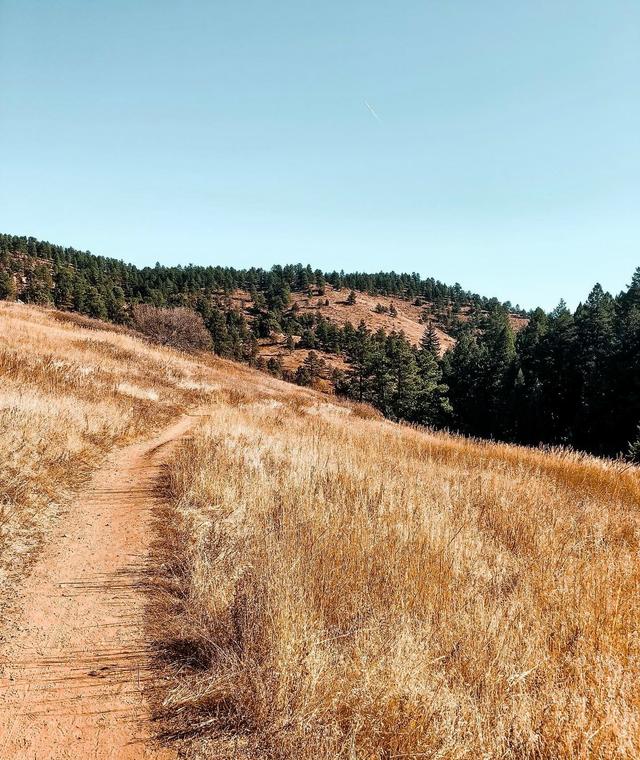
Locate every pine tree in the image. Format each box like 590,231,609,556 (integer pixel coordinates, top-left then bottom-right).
267,356,283,377
295,351,325,386
386,332,421,420
442,331,486,434
614,269,640,455
84,286,107,320
24,264,53,304
207,307,232,356
367,334,394,416
419,322,440,358
0,270,16,300
106,286,127,323
416,341,450,426
574,284,616,449
345,321,372,401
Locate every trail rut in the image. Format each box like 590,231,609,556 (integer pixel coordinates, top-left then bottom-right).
0,414,196,759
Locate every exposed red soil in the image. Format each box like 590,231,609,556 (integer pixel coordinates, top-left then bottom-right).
0,415,197,759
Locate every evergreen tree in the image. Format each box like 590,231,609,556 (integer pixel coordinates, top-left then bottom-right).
267,356,283,377
0,270,16,300
386,332,420,420
207,307,232,356
574,284,616,450
416,341,450,426
106,286,127,323
344,321,373,402
295,351,325,386
84,286,107,319
368,331,395,416
23,264,53,304
419,322,440,358
442,332,487,434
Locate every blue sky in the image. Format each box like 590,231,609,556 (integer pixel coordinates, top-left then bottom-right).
1,1,638,309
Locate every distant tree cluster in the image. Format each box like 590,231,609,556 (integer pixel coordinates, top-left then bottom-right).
2,233,639,458
334,321,450,425
447,280,640,457
0,233,519,314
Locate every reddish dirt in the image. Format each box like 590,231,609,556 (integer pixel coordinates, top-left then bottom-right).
224,286,528,377
231,286,455,353
0,415,197,759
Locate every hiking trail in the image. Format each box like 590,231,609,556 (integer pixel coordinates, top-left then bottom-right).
0,414,196,759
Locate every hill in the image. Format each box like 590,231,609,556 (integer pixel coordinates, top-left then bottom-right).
0,301,638,758
1,233,640,459
0,232,525,372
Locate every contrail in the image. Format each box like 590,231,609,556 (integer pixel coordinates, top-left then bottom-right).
364,99,381,122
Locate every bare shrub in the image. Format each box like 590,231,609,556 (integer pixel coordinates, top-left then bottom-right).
132,304,212,352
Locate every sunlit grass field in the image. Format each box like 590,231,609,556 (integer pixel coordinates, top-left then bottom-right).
2,302,638,758
157,382,639,758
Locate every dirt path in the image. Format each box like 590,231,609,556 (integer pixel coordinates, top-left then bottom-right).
0,414,197,760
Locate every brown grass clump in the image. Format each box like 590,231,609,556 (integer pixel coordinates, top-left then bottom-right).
0,302,220,595
154,391,640,758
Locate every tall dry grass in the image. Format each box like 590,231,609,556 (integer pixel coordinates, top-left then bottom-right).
154,389,640,758
0,302,222,595
3,301,638,757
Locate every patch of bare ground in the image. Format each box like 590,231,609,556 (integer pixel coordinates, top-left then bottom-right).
0,414,196,759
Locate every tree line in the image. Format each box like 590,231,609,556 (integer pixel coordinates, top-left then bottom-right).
0,233,514,313
1,233,638,459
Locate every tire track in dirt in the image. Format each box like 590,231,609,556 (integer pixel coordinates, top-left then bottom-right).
0,414,197,759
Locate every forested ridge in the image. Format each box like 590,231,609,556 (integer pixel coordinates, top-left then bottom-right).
1,232,639,458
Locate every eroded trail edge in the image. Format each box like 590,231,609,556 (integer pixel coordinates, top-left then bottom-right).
0,414,197,760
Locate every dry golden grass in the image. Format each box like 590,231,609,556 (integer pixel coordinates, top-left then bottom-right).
3,301,638,758
155,388,640,759
0,301,224,595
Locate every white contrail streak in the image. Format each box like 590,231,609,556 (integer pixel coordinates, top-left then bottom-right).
364,99,381,122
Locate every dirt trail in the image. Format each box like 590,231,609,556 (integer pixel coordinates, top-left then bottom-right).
0,414,197,759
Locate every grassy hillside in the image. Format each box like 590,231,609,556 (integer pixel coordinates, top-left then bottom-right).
4,233,640,460
154,389,639,759
0,302,218,594
231,284,528,371
0,232,525,377
2,303,639,759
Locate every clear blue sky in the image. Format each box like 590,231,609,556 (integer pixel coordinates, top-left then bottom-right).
1,1,638,309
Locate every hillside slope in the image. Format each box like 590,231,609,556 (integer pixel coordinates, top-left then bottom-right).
0,302,210,598
1,303,639,759
0,232,527,376
232,283,527,367
5,233,640,461
156,386,640,759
